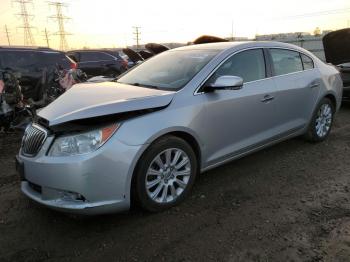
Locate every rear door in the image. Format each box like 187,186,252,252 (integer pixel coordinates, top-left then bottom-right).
268,48,320,132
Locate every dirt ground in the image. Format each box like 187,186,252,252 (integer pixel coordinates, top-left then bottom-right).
2,104,350,262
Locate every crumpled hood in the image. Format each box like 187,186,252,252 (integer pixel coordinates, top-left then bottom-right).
323,28,350,65
38,82,175,126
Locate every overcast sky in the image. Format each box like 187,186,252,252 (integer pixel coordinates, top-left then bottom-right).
0,0,349,49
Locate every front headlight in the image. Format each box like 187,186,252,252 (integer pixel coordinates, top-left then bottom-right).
49,124,120,157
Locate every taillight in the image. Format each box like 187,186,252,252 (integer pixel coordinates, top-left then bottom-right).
70,62,77,69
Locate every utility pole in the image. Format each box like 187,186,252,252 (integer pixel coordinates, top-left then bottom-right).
48,1,71,51
4,25,11,46
13,0,36,46
231,20,234,41
43,28,50,47
133,26,141,50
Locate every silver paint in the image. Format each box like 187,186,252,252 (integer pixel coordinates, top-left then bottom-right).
19,41,343,214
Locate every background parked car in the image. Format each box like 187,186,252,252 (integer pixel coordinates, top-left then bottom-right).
66,49,129,78
323,28,350,98
0,46,76,101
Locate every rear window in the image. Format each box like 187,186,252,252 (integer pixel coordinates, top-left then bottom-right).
270,49,303,76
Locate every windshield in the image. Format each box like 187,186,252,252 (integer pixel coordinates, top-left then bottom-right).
117,49,219,91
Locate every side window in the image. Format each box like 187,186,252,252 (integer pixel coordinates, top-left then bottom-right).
301,53,314,70
37,52,69,69
0,51,39,72
80,52,101,62
97,52,115,61
270,49,303,76
212,49,266,83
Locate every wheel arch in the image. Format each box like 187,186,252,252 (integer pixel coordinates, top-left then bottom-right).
129,129,203,204
324,93,337,109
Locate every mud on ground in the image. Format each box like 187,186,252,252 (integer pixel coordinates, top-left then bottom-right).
2,104,350,261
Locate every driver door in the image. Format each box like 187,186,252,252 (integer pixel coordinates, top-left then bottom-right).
198,48,282,166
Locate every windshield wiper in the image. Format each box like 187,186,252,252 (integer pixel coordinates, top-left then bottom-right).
115,81,161,89
129,82,160,89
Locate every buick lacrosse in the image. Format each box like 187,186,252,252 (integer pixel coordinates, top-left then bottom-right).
16,42,343,214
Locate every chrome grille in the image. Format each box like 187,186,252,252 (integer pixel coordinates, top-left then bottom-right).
21,124,47,156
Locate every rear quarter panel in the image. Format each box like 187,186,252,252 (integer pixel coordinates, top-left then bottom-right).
316,61,343,111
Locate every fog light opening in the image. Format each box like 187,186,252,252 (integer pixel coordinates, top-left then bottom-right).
60,191,86,202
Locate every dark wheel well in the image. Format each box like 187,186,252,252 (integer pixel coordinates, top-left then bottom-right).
165,131,201,167
325,94,336,109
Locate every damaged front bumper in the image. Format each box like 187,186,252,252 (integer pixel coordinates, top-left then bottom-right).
17,134,143,215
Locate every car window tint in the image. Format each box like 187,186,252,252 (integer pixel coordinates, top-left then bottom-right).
80,52,110,62
117,49,218,90
0,51,39,72
270,49,303,75
214,49,266,83
301,53,314,70
37,52,70,69
97,52,114,60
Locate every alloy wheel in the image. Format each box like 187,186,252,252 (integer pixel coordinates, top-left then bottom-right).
145,148,191,203
315,103,332,138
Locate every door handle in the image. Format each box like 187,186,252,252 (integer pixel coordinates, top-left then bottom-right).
261,94,274,103
309,82,320,88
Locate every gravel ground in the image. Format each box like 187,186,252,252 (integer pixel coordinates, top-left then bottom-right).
2,103,350,262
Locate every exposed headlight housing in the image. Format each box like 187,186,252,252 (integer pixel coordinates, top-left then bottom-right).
49,124,120,157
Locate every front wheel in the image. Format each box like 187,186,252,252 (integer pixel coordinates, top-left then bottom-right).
133,136,197,212
305,97,335,142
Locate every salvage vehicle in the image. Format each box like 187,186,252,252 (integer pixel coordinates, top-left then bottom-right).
0,66,87,131
323,28,350,98
0,46,76,101
16,41,343,214
0,69,33,131
66,49,128,78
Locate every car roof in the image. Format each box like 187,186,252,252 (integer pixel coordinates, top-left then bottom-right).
68,49,123,53
172,41,308,53
0,45,62,53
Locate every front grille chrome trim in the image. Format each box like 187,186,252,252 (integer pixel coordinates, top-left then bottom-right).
21,124,48,157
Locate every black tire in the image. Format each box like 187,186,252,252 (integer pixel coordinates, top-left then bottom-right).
304,97,335,142
133,136,198,212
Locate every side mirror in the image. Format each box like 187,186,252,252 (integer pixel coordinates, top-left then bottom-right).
205,75,243,91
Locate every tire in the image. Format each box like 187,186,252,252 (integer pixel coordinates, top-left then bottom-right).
304,97,335,142
133,136,198,212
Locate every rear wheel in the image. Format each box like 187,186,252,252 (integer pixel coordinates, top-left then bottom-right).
133,136,197,212
305,97,334,142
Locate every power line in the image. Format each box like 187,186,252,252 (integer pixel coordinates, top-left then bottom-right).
13,0,36,46
4,25,11,46
133,26,141,50
48,1,71,51
271,8,350,21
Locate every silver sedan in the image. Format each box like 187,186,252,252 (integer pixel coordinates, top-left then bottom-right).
17,41,343,214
